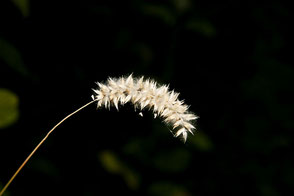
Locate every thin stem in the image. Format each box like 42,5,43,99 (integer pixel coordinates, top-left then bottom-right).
0,99,97,196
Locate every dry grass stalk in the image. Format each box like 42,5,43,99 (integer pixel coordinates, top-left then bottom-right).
0,74,198,196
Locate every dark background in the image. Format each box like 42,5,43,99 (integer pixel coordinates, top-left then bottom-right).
1,0,294,195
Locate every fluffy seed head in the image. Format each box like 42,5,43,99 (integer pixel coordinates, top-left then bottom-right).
92,74,198,142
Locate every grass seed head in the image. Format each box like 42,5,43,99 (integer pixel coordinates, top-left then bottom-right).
93,74,198,142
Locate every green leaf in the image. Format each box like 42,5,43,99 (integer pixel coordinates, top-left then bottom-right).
98,150,140,190
122,169,139,190
0,38,29,77
10,0,30,17
98,150,123,174
0,89,19,129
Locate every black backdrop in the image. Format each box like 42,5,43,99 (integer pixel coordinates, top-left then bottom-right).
1,0,294,195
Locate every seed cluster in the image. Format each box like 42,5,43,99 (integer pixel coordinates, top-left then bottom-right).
92,75,198,142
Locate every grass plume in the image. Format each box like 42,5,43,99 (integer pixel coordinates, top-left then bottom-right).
0,74,198,196
93,74,198,142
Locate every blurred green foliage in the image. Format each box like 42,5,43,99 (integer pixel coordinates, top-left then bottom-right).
0,0,293,195
190,131,213,151
0,38,29,77
153,148,191,173
148,182,190,196
98,150,139,190
141,4,176,26
0,183,10,196
186,19,216,37
30,158,59,177
10,0,29,17
0,89,19,128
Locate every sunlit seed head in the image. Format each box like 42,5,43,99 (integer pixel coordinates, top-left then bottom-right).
93,74,198,142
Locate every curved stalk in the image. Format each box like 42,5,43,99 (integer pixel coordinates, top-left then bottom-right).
0,99,97,196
